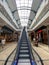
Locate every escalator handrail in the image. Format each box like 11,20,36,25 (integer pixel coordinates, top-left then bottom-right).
26,28,44,65
4,29,23,65
4,48,16,65
12,28,24,65
32,47,44,65
25,28,34,60
25,28,37,65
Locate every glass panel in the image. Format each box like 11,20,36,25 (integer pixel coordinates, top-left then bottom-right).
15,0,33,26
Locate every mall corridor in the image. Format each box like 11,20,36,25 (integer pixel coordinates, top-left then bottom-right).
0,0,49,65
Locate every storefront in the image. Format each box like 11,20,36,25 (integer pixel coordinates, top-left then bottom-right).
35,26,48,44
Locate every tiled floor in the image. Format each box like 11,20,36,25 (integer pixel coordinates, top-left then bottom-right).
31,42,49,65
0,42,17,65
39,43,49,53
0,41,49,65
0,42,16,52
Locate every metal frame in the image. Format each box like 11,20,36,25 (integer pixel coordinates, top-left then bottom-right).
6,0,43,29
5,0,19,28
15,18,33,23
12,8,36,14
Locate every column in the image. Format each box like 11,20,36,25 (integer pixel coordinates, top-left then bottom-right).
47,25,49,46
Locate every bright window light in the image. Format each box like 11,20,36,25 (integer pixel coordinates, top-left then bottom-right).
15,0,33,27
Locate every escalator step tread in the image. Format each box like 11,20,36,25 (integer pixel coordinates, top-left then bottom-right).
20,50,29,53
18,63,31,65
18,56,30,59
19,54,29,57
18,59,30,63
19,52,29,54
20,47,28,48
20,48,28,50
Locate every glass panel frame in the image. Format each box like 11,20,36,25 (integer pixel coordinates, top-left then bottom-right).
15,0,33,26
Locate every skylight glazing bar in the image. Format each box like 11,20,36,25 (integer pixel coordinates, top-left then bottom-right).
15,0,33,27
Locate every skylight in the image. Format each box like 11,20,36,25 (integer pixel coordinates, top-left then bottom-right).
15,0,33,27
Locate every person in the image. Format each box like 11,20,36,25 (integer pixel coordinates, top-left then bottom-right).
33,37,36,42
1,38,6,48
33,37,36,46
35,34,38,47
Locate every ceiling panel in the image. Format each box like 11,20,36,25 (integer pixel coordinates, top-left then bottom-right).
7,0,17,11
31,0,42,11
14,11,19,20
6,0,42,29
29,12,35,20
28,0,42,28
0,18,7,26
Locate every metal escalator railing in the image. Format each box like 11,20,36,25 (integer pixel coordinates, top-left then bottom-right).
11,29,24,65
26,29,37,65
12,27,32,65
27,37,44,65
4,48,16,65
26,28,44,65
32,47,44,65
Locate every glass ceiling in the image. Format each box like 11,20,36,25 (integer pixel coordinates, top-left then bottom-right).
15,0,33,27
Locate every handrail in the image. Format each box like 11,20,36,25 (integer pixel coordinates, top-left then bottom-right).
26,29,44,65
25,29,37,65
32,47,44,65
11,28,23,65
4,48,16,65
0,7,16,28
4,29,23,65
32,9,49,28
5,28,44,65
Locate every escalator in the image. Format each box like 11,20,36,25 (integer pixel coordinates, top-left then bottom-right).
17,28,31,65
12,27,35,65
4,27,44,65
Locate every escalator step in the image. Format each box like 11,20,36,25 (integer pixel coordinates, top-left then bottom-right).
18,56,30,59
21,42,27,43
18,59,30,63
19,54,29,57
20,50,29,53
20,48,28,50
21,44,28,46
20,46,28,47
19,52,29,54
20,47,28,49
18,63,31,65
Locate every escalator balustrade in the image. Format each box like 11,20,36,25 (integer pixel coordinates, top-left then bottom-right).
13,28,36,65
